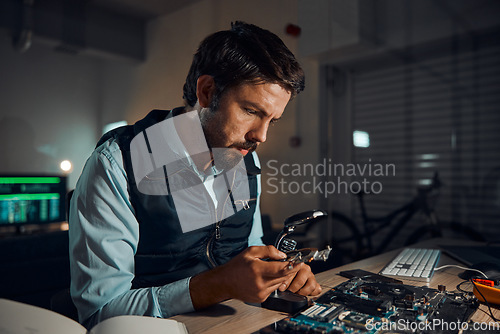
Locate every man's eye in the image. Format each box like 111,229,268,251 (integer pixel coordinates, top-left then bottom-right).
244,108,258,115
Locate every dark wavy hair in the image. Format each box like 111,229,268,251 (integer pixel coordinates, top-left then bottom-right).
183,21,305,110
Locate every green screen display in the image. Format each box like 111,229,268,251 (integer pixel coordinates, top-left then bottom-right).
0,175,67,225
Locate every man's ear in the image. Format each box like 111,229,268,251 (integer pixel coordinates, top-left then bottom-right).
196,75,215,108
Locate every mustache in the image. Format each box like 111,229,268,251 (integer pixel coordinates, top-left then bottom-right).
231,141,258,152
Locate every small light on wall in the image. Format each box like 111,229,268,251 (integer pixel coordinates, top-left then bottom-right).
60,160,73,173
353,130,370,148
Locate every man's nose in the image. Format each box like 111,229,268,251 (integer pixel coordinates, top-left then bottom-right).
247,121,268,143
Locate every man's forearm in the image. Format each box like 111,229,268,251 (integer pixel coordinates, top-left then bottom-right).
189,266,231,310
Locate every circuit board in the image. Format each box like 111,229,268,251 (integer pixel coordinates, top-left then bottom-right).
259,276,479,334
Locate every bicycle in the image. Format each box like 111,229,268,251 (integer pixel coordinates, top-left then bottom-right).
310,172,485,265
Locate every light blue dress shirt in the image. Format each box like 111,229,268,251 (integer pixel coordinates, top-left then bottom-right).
69,137,264,329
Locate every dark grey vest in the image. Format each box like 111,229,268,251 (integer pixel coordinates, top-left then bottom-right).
97,108,259,288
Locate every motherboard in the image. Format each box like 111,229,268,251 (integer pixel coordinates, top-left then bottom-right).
260,276,479,334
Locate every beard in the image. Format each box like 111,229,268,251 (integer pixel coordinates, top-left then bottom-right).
199,107,257,171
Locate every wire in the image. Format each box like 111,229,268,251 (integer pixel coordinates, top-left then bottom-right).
434,265,499,322
434,264,488,279
470,278,499,322
456,280,473,294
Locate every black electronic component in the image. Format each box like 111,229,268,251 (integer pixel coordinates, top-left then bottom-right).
339,311,371,330
316,287,386,317
361,285,381,296
261,290,309,314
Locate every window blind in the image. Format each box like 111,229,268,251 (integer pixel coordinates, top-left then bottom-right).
346,42,500,248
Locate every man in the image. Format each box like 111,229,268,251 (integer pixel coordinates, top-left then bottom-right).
69,21,321,328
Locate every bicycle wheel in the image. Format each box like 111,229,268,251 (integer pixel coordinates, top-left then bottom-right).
404,222,485,246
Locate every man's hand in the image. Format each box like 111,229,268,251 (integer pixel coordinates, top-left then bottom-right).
190,245,313,309
278,262,322,296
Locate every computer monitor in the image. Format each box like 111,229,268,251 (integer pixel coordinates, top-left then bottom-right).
0,175,67,226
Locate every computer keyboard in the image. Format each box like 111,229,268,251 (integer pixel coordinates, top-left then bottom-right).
379,248,441,282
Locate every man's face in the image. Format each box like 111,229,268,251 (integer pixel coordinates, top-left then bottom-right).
199,82,291,159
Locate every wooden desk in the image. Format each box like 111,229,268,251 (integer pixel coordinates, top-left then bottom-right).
171,239,499,333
